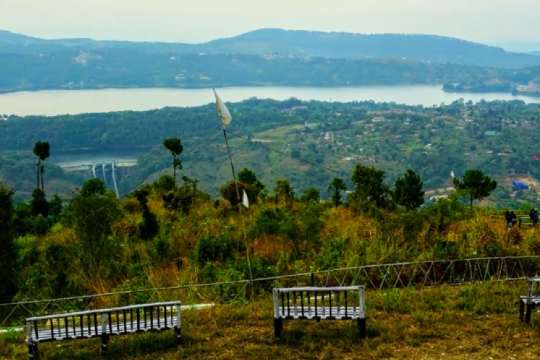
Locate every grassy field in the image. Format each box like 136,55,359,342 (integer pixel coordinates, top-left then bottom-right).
2,281,540,359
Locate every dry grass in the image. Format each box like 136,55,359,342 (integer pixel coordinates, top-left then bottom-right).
2,282,540,359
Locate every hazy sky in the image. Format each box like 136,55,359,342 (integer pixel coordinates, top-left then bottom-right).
1,0,539,47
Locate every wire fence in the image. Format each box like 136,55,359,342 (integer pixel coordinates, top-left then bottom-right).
2,255,539,328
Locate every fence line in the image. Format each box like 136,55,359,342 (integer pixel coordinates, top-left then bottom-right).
2,255,540,327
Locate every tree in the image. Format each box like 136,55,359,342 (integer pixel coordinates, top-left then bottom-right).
328,177,346,207
393,169,425,210
30,188,49,217
163,138,183,181
274,179,294,206
135,189,159,240
453,169,497,209
220,181,257,209
351,164,390,209
69,179,120,272
33,141,50,191
300,187,320,203
238,168,265,195
0,183,17,301
154,174,176,194
80,178,107,197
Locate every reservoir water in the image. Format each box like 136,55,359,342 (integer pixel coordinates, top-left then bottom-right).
0,85,539,116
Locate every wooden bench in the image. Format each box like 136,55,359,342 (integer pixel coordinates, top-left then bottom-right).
272,286,366,338
519,278,540,325
26,301,181,359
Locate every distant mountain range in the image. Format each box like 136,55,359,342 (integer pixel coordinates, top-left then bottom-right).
202,29,540,69
1,28,540,93
2,28,539,68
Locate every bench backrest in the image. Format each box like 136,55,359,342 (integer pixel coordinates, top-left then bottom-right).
272,286,365,319
527,278,540,298
26,301,181,342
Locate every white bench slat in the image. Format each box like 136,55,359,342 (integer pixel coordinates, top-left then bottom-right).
33,316,179,342
277,306,363,320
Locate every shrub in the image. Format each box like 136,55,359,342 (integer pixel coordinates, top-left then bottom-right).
432,239,459,260
317,238,346,269
195,235,238,265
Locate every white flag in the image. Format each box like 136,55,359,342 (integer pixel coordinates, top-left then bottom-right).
242,189,250,208
213,89,232,129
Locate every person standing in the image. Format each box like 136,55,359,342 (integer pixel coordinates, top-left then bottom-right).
505,210,512,228
510,211,518,227
530,208,539,226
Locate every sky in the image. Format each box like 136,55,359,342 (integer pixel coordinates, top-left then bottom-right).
1,0,539,49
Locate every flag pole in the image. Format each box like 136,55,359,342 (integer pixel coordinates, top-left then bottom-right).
214,89,254,297
222,127,241,210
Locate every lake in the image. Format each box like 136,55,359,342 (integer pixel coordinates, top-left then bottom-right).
0,85,539,116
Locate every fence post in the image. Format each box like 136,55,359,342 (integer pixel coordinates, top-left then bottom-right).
310,273,315,286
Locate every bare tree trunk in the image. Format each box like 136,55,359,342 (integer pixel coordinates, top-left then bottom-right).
40,164,45,191
36,160,41,190
173,156,176,182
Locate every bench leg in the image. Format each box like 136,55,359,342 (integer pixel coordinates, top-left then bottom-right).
174,326,181,345
100,334,110,354
525,304,534,325
274,318,283,338
28,341,39,360
358,318,367,339
520,301,525,322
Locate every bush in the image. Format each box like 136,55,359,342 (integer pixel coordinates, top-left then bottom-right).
250,208,299,239
432,239,459,260
317,238,346,269
195,235,238,265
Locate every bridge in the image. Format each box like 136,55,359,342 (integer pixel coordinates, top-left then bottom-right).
59,160,137,198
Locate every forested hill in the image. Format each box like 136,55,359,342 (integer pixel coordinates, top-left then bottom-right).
2,99,540,206
203,29,540,68
2,28,539,68
1,29,540,93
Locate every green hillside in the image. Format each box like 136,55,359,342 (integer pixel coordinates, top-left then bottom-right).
1,99,540,206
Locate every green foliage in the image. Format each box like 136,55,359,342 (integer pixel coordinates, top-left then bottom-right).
250,208,299,239
68,179,121,272
195,235,238,265
162,181,203,214
30,188,48,217
13,203,33,236
422,195,466,235
163,137,183,180
48,194,63,222
2,99,539,207
300,187,320,203
432,240,459,260
350,163,391,210
317,238,346,269
299,203,324,246
393,169,425,210
274,179,294,205
456,282,520,315
0,182,16,300
220,181,258,208
154,174,176,194
32,141,50,191
328,177,346,207
80,178,107,197
32,141,50,161
238,168,265,195
134,189,159,240
453,169,497,208
32,215,49,236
